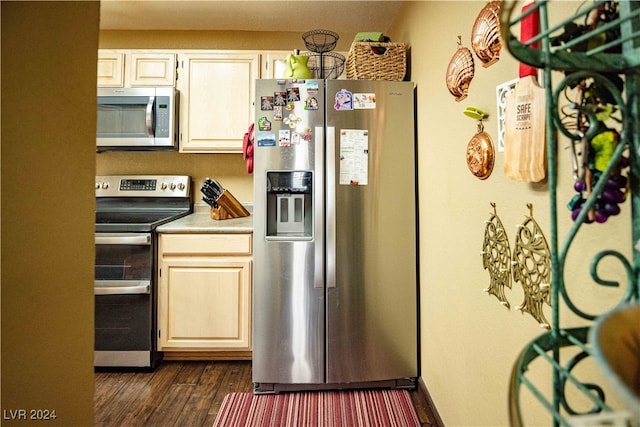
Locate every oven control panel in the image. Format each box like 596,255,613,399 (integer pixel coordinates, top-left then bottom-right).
96,175,191,198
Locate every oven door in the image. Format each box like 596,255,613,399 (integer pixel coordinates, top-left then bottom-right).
94,232,156,368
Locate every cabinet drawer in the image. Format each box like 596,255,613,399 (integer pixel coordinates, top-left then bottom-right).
160,234,252,255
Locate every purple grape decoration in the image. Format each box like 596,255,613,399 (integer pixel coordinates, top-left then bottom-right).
571,208,581,221
594,210,609,223
574,181,586,192
603,202,620,215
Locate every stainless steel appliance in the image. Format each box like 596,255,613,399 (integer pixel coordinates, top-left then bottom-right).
94,175,191,368
253,79,418,393
97,87,179,151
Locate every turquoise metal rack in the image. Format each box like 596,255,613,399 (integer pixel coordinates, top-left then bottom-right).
500,1,640,425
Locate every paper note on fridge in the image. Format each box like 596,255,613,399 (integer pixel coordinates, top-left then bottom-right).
339,129,369,186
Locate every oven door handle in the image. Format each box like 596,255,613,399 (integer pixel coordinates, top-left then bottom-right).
94,280,151,295
95,234,151,245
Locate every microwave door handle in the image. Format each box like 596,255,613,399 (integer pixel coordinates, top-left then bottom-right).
145,96,155,136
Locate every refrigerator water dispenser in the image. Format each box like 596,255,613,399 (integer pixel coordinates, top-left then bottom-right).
266,171,312,238
276,194,305,234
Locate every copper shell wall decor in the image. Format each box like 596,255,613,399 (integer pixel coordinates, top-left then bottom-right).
471,1,502,67
481,203,512,309
512,203,552,329
446,36,475,102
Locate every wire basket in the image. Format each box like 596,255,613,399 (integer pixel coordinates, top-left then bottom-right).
303,52,345,79
303,29,339,53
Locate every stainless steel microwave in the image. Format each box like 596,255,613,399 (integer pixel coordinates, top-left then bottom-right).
97,87,178,151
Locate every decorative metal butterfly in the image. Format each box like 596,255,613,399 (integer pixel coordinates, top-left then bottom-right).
481,203,512,309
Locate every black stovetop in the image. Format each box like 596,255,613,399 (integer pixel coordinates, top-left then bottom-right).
95,210,190,233
95,198,191,233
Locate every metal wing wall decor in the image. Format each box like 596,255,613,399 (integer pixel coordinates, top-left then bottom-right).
482,202,513,308
511,203,551,329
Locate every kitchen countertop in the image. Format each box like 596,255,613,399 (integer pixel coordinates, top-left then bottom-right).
157,204,253,234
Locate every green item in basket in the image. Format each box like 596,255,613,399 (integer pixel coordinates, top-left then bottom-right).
354,32,384,42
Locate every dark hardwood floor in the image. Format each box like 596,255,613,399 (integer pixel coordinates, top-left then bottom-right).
95,360,440,426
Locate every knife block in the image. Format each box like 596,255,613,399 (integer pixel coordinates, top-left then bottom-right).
210,189,250,220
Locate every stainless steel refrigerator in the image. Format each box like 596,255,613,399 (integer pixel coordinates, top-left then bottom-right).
253,79,418,394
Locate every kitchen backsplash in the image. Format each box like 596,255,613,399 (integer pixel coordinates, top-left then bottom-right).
96,151,254,203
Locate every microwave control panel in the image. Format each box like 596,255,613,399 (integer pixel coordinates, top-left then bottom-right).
155,96,170,138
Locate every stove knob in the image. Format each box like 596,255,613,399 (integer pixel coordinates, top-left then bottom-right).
95,182,101,190
177,183,186,191
160,182,168,190
170,183,177,190
101,182,109,190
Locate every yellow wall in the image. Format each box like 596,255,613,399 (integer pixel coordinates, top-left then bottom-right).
389,2,630,425
99,29,355,51
1,1,99,425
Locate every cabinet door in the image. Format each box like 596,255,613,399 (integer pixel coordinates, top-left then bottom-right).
177,52,259,153
97,52,125,87
261,51,289,78
261,50,349,79
129,53,176,86
158,256,252,350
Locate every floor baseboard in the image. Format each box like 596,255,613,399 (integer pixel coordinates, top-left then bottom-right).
417,377,445,427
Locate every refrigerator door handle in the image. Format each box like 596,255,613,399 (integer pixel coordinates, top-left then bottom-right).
314,125,327,289
326,126,336,288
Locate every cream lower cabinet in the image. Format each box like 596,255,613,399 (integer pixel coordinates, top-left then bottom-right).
157,234,252,354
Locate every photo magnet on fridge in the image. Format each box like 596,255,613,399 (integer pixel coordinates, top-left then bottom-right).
256,132,276,147
354,93,376,109
274,106,283,121
261,96,274,110
306,81,319,94
258,117,271,131
274,92,287,107
279,129,291,146
305,97,319,110
334,89,353,111
286,87,300,103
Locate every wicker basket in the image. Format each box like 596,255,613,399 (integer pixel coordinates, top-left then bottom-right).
346,41,407,81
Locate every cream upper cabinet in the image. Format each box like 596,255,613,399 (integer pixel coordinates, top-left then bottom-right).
128,52,176,86
97,50,176,87
261,50,349,79
176,52,260,153
157,234,252,351
261,51,290,78
97,51,125,87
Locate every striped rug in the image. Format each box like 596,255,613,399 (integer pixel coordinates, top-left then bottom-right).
212,389,421,427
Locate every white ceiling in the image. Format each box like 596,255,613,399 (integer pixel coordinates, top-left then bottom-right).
99,1,405,33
